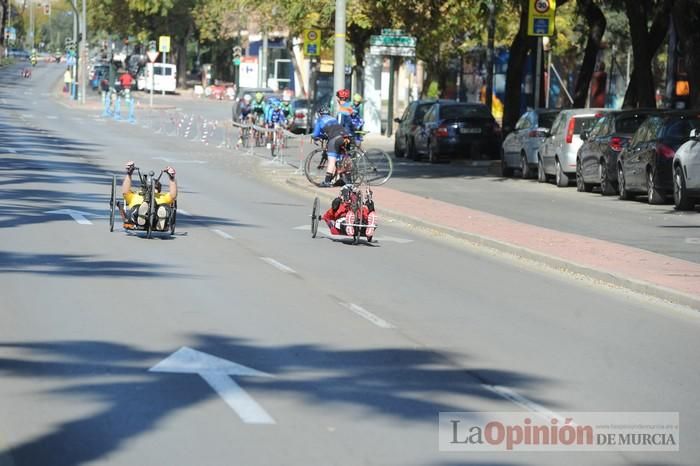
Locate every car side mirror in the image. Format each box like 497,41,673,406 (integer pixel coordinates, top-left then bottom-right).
691,128,699,140
393,118,402,123
580,131,589,141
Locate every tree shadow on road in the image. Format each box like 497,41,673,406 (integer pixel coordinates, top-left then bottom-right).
0,334,551,466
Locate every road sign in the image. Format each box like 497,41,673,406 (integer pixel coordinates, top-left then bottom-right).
369,45,416,57
239,57,258,88
303,29,321,56
370,35,416,47
381,28,404,36
146,50,159,62
158,35,171,53
150,347,275,424
528,0,556,36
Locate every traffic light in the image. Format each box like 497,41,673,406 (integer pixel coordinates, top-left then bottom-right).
233,46,242,66
43,3,50,15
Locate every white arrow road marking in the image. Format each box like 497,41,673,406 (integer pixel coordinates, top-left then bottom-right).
339,302,395,329
152,157,207,164
293,225,413,243
6,148,17,153
177,209,191,216
481,384,565,423
211,229,234,240
20,114,34,119
260,257,297,274
46,115,58,120
685,237,700,245
46,209,97,225
150,347,275,424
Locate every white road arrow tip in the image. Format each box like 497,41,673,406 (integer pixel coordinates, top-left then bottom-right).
46,209,96,225
149,346,272,377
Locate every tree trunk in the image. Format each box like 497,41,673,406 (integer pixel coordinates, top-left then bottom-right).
673,0,700,109
286,34,307,97
0,0,7,49
623,0,674,108
503,0,530,134
573,0,606,107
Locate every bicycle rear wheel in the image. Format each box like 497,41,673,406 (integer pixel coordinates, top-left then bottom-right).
304,149,329,187
361,148,393,186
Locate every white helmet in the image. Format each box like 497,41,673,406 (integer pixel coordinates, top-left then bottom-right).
243,94,252,103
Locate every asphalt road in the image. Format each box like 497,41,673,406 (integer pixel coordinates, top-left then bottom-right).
0,63,698,466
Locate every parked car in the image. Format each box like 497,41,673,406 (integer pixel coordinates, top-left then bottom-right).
393,99,444,160
231,87,275,121
673,128,700,210
618,111,700,204
288,98,309,134
537,108,607,187
576,109,656,194
501,109,560,178
9,49,30,60
413,102,501,163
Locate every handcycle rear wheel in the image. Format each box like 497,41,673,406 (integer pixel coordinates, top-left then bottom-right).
352,207,362,245
311,197,320,238
170,201,177,236
109,175,116,232
146,178,155,239
304,149,329,187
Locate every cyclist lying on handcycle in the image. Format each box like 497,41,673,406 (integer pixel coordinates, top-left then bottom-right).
321,185,377,241
120,161,177,230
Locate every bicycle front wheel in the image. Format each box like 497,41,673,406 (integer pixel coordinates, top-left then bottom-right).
361,148,393,186
304,149,328,187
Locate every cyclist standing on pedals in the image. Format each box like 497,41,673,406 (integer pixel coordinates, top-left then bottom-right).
311,104,352,187
321,185,377,242
251,92,266,125
121,161,178,231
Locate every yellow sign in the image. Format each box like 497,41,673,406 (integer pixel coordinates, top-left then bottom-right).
303,29,321,56
528,0,556,36
158,36,171,53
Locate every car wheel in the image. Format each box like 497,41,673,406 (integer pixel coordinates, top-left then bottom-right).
501,150,514,177
600,160,617,196
394,137,405,158
555,159,569,187
674,165,694,210
537,155,547,183
647,169,665,205
520,153,533,179
576,158,593,192
618,165,633,200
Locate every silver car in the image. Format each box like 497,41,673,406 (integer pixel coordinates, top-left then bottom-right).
672,128,700,210
501,109,560,178
538,108,607,187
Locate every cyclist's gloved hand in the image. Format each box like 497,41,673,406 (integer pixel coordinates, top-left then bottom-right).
165,166,176,180
126,161,135,175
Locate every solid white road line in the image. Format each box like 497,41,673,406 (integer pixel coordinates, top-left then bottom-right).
339,302,395,329
211,229,234,240
481,384,565,423
260,257,297,274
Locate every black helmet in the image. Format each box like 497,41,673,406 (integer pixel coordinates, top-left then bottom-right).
318,105,330,115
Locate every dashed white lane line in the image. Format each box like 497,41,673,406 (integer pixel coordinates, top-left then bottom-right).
482,384,564,422
6,148,16,153
178,209,191,216
260,257,297,274
339,302,395,329
685,237,700,244
211,229,234,240
46,115,58,119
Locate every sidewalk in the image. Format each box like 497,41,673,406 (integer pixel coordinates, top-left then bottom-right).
285,175,700,310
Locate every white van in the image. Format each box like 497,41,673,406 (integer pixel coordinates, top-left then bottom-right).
138,63,177,93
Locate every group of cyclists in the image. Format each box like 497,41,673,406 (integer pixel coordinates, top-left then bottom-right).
238,92,293,128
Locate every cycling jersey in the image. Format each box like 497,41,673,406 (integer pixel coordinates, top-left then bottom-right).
251,100,265,115
267,108,287,125
312,115,347,140
123,191,173,209
239,103,252,118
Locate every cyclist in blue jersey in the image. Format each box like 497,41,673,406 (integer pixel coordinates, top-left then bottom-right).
312,104,351,187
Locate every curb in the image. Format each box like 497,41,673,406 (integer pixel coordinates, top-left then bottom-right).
284,176,700,311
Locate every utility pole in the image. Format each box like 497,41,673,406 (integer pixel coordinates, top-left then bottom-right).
80,0,87,104
261,29,268,88
485,1,496,110
333,0,346,93
71,0,78,100
29,0,34,50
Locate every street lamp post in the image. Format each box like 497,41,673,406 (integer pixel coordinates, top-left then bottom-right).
80,0,87,104
333,0,346,94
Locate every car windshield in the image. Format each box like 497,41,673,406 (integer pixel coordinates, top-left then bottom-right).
574,116,599,134
664,117,700,141
414,104,433,122
441,105,490,120
615,115,648,134
538,112,558,129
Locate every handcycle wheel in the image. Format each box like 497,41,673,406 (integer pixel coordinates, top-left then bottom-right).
170,201,177,236
109,175,116,232
352,207,362,245
304,149,329,187
311,197,320,238
361,148,393,186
